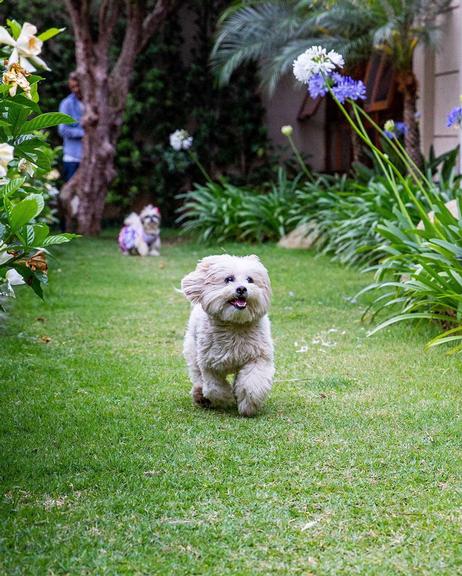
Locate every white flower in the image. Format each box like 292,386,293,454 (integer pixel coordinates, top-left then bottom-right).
0,143,14,176
293,46,344,84
6,269,25,286
169,129,193,151
0,242,13,266
45,168,60,181
0,22,50,72
18,158,35,177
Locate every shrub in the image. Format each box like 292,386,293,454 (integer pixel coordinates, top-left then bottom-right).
0,19,76,311
177,167,300,243
360,191,462,352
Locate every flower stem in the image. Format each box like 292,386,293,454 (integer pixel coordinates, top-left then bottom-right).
286,134,313,181
188,151,213,184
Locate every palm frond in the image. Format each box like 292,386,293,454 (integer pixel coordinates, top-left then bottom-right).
211,0,316,87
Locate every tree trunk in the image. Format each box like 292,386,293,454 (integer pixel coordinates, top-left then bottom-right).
64,0,177,235
397,71,423,169
76,68,118,235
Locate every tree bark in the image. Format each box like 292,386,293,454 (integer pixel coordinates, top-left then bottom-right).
397,71,423,169
63,0,178,235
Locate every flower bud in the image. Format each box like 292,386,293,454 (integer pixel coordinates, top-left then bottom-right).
281,125,293,137
384,120,395,133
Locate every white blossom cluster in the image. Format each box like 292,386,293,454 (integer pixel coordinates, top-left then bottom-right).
293,46,344,84
169,129,193,151
0,143,14,178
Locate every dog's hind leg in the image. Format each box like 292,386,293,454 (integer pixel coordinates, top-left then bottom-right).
201,368,235,408
234,358,274,417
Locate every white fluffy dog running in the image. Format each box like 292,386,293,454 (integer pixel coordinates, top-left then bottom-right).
118,205,161,256
181,254,274,417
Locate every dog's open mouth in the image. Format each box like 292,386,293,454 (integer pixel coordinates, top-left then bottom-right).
229,297,247,310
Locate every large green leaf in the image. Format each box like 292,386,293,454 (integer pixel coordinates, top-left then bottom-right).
19,113,75,134
9,194,45,231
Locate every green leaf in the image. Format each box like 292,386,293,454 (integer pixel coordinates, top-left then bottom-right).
13,94,41,113
7,101,31,135
42,233,78,246
0,177,26,197
15,138,44,154
32,223,49,246
14,264,45,299
24,224,35,246
19,113,75,134
9,194,45,230
37,27,65,42
7,19,22,40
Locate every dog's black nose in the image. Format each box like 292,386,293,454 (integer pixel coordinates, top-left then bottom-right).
236,286,247,296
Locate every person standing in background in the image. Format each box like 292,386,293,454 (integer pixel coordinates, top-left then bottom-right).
58,72,84,181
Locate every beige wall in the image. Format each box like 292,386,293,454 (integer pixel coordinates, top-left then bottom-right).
263,75,326,172
415,2,462,168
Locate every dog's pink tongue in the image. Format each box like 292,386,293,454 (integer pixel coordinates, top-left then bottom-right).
235,298,247,308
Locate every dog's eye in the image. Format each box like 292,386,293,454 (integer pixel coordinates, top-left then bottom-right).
225,276,235,284
247,276,254,283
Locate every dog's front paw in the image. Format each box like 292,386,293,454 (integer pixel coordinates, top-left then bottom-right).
237,395,259,417
192,385,211,408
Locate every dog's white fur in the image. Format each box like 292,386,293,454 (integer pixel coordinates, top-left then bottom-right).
181,254,274,417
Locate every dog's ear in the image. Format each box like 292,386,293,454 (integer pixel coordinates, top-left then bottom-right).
247,254,261,263
181,270,203,303
181,257,217,303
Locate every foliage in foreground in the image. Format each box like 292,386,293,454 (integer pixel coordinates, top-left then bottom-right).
0,19,76,308
292,46,462,354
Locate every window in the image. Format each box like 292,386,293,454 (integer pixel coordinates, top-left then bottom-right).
364,53,396,112
298,94,322,120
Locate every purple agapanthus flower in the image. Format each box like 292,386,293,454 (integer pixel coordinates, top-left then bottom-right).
395,121,408,135
308,73,328,99
447,106,462,128
306,70,366,103
331,73,366,103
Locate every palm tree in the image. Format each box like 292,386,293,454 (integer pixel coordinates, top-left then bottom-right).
212,0,451,166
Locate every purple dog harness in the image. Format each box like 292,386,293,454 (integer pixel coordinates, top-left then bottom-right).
118,228,160,253
118,226,138,252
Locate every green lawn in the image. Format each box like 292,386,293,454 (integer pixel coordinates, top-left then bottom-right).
1,234,462,575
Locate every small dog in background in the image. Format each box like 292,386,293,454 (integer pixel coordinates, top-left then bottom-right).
181,254,274,417
118,205,161,256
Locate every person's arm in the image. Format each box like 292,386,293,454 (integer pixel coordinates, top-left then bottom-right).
58,98,84,139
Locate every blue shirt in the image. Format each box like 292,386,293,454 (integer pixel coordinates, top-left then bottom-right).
58,93,84,161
